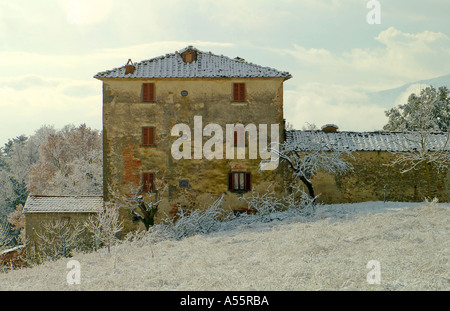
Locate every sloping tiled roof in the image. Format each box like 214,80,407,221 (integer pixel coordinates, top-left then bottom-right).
94,46,292,80
286,130,450,152
23,195,103,214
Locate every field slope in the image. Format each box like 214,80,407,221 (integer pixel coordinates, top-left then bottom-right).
0,201,448,291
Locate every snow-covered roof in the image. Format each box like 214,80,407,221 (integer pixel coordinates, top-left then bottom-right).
286,130,450,152
23,195,103,214
94,46,292,80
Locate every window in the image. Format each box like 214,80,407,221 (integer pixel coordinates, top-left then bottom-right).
142,172,155,192
142,83,155,102
233,83,246,102
228,172,251,191
142,127,155,146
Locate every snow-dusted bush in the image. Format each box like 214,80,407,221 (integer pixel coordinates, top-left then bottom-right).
145,185,317,241
155,194,232,240
27,219,86,264
242,184,317,222
84,203,123,253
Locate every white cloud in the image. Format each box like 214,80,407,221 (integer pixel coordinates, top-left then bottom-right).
0,75,102,145
284,84,386,132
277,27,450,89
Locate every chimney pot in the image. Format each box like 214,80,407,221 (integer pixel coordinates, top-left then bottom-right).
321,124,339,133
125,59,135,74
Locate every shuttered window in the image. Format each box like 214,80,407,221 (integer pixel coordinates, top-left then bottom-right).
142,127,155,146
142,83,155,102
228,172,251,191
233,83,246,102
142,172,155,192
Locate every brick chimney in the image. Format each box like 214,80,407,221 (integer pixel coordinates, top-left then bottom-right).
181,47,197,63
125,59,135,74
321,124,339,133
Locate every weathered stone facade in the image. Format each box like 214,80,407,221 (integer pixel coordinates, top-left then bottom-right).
23,195,103,241
96,47,292,232
24,212,93,239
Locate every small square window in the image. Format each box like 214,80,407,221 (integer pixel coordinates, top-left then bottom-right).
228,172,251,191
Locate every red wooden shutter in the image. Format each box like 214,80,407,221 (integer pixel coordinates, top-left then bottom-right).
239,83,245,101
228,173,233,191
142,127,149,145
148,127,155,145
142,127,155,146
245,172,251,191
233,83,245,102
142,83,155,102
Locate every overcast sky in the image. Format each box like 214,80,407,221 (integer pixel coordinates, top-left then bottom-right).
1,0,449,146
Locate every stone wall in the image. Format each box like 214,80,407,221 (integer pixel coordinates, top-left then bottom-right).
312,151,449,203
25,212,94,240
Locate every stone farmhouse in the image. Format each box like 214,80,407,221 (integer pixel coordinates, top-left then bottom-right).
94,46,292,231
17,46,448,242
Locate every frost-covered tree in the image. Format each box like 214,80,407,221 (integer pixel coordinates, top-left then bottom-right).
7,204,26,245
261,133,353,202
0,127,54,217
84,203,123,253
0,218,13,250
384,86,449,132
28,124,103,196
30,219,84,263
383,86,449,198
111,180,167,231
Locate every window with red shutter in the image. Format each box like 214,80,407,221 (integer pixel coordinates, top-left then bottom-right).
142,127,155,146
142,83,155,102
233,83,245,102
142,172,155,192
228,172,251,191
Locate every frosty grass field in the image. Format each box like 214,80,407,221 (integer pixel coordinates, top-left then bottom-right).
0,200,448,291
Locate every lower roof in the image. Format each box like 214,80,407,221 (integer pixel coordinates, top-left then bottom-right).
23,195,103,214
286,130,450,152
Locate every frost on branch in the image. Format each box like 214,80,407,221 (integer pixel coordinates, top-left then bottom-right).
110,180,167,232
156,194,229,240
260,133,353,201
28,219,85,263
384,86,450,198
84,202,123,253
151,185,317,241
0,218,13,251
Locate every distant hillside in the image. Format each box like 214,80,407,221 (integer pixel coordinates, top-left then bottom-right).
368,74,450,109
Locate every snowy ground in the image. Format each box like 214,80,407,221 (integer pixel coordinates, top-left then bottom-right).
0,201,448,291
